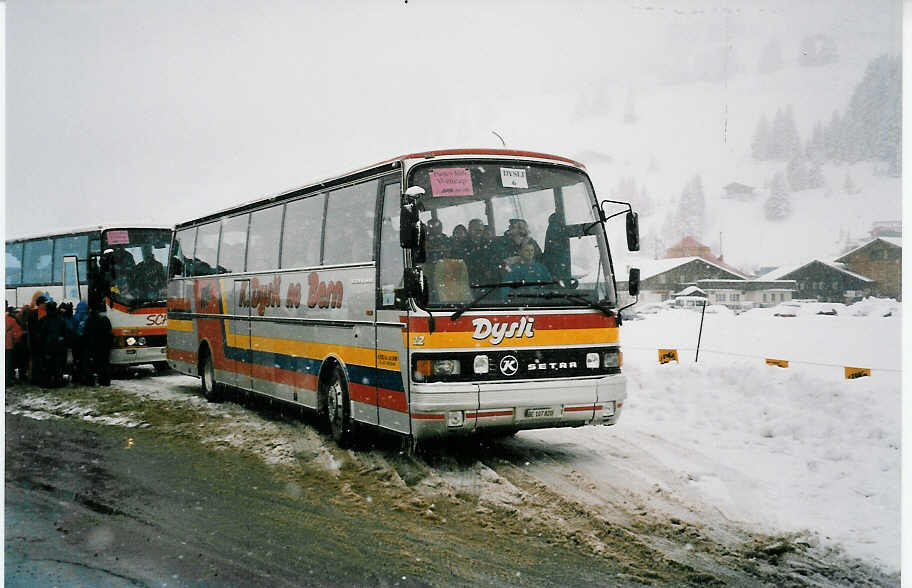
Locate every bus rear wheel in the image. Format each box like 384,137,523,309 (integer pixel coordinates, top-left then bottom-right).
200,350,221,402
325,365,354,447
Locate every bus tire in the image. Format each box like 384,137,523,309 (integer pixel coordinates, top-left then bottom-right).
325,364,354,447
199,349,222,402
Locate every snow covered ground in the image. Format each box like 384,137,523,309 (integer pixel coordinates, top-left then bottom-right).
6,297,901,577
523,297,901,572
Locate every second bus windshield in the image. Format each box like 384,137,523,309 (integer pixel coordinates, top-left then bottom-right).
408,161,616,309
104,228,171,306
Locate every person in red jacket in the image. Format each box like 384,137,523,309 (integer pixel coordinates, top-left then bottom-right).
6,304,23,384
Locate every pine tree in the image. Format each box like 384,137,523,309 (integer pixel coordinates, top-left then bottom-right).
786,153,810,191
824,110,844,162
806,121,826,164
677,175,706,239
842,54,901,174
770,107,801,160
807,161,825,189
764,172,792,220
752,115,771,160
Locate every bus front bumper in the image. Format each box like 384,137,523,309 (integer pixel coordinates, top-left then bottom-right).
110,346,168,367
408,373,626,439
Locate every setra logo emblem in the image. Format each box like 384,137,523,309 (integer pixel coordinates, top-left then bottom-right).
499,355,519,376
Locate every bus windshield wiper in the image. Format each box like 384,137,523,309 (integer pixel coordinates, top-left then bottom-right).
518,291,616,317
450,280,558,320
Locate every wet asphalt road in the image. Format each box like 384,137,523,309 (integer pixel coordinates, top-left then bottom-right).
5,411,632,587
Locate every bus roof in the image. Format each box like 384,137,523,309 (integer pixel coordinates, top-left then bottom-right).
6,224,172,243
176,148,586,229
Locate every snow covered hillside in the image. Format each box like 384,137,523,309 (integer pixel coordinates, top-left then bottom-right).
465,18,901,275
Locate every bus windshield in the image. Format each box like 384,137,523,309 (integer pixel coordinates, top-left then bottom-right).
407,161,617,310
103,228,171,307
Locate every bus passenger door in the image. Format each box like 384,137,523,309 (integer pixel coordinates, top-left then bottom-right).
231,279,253,390
375,180,410,434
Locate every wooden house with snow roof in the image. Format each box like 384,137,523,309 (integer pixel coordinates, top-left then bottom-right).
834,237,901,300
757,260,874,303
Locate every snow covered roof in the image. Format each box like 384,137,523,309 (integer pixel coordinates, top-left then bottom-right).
834,237,902,262
631,256,746,281
757,259,874,282
673,285,706,296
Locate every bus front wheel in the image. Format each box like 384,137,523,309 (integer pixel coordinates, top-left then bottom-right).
200,350,221,402
325,365,354,447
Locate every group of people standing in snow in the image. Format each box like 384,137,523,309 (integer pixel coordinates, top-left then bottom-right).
6,291,113,388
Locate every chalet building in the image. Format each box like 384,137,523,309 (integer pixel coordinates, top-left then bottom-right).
834,237,901,300
618,257,796,310
663,236,744,275
695,279,796,308
665,236,714,259
722,182,755,200
621,256,746,305
759,260,874,303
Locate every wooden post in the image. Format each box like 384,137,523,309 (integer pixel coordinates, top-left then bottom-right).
695,299,707,362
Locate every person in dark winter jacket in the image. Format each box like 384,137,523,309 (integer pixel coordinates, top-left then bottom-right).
84,307,113,386
72,301,90,385
541,212,572,285
39,301,68,388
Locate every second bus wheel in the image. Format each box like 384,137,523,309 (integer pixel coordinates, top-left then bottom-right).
325,364,354,447
199,350,222,402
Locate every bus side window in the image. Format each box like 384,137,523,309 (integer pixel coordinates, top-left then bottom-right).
192,223,220,277
282,195,324,269
323,180,377,265
378,182,403,308
218,214,249,274
23,239,53,284
171,227,196,278
6,242,23,287
246,207,283,273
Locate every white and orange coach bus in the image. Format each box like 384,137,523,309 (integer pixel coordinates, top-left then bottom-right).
166,149,641,446
6,225,172,369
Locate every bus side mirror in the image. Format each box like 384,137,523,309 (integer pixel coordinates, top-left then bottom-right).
628,267,640,298
404,267,428,306
626,211,640,252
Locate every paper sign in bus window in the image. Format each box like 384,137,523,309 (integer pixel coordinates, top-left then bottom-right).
106,230,130,245
500,167,528,189
430,168,474,197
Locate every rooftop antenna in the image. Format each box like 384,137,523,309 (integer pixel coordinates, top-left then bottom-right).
492,130,506,148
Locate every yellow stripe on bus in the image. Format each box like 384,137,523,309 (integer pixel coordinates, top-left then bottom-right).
403,327,618,349
223,320,400,371
168,319,195,333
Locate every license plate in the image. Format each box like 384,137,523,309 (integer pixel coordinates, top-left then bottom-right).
525,407,554,418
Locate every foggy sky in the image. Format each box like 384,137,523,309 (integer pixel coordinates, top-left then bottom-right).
5,0,902,239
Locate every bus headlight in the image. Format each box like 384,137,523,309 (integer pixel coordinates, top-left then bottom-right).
473,355,489,374
137,336,147,346
432,359,461,376
603,351,620,368
126,337,137,346
586,352,600,368
414,358,462,381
